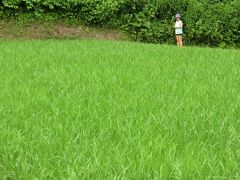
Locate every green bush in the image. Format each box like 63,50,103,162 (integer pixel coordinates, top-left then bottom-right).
1,0,240,47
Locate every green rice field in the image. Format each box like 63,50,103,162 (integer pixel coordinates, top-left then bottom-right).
0,40,240,179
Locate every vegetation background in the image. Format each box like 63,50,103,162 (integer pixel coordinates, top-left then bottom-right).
1,0,240,47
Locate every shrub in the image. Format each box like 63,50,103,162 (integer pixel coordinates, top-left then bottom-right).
1,0,240,47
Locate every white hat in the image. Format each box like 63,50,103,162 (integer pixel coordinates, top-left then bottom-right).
176,14,181,18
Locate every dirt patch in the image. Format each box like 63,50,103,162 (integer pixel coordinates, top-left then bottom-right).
0,21,128,41
54,25,82,37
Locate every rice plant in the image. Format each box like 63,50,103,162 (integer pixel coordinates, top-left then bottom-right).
0,40,240,179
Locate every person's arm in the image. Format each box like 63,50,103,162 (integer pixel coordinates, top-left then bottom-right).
180,21,183,28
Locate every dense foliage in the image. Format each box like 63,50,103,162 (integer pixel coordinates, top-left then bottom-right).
1,0,240,47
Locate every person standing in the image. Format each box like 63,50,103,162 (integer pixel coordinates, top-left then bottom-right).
174,13,183,47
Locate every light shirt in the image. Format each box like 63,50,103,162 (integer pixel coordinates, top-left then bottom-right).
175,20,183,35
